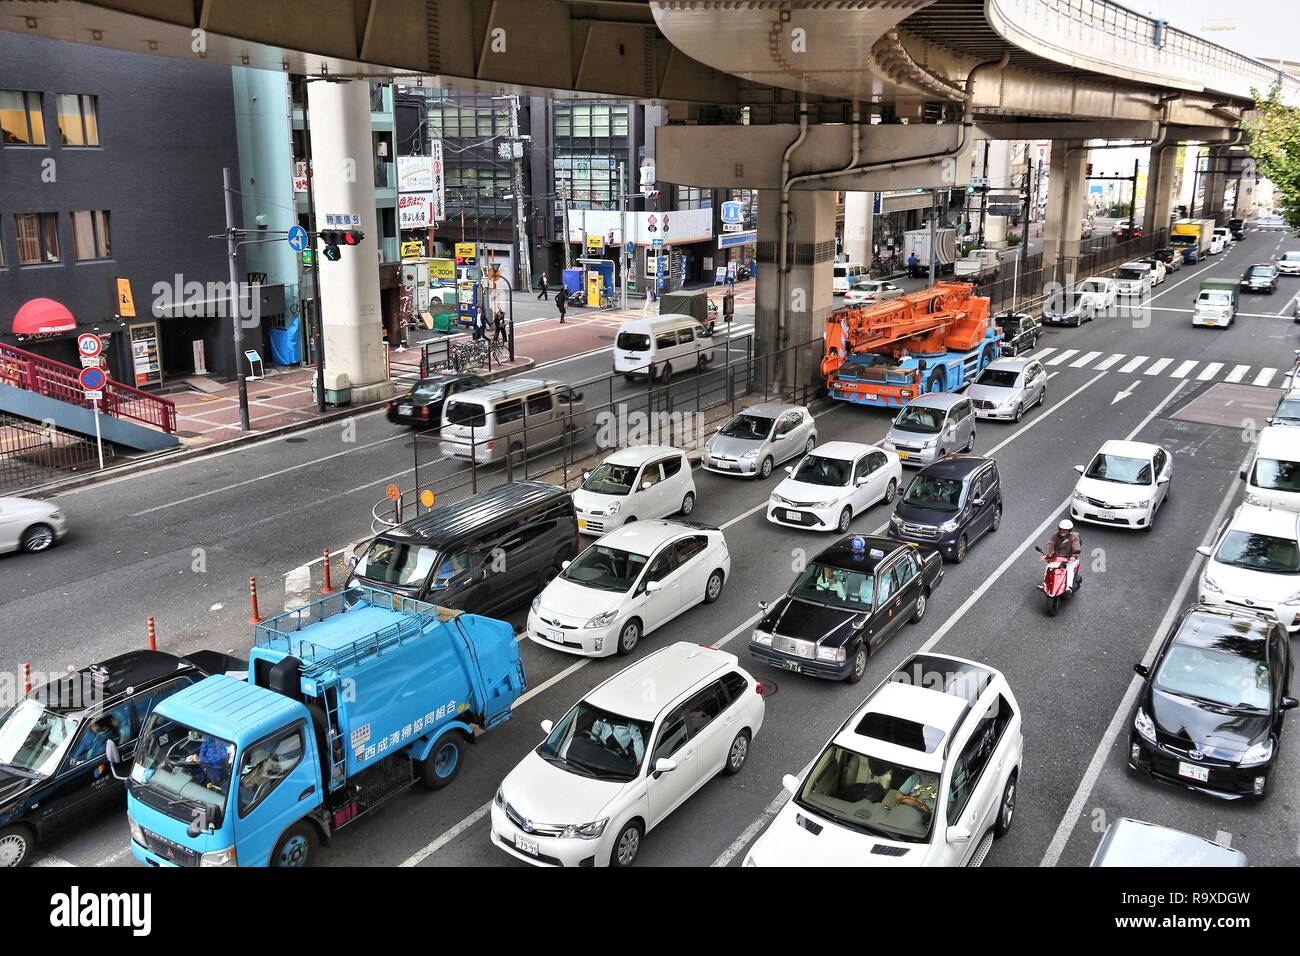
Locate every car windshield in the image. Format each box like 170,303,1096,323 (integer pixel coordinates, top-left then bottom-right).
129,712,234,827
851,282,881,293
1214,530,1300,574
1199,292,1232,305
975,368,1019,388
790,561,875,610
444,400,487,428
904,474,963,510
1274,398,1300,424
720,414,774,440
1080,280,1108,294
795,744,940,843
893,406,944,434
791,454,852,486
537,701,651,782
1117,268,1145,280
412,381,445,400
354,539,441,588
561,544,648,592
583,462,638,496
0,699,78,776
1283,252,1300,263
1248,266,1274,277
1085,453,1152,485
1252,457,1300,493
616,332,651,351
1154,643,1271,712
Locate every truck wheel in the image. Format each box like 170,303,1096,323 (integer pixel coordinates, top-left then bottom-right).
927,372,944,394
270,822,316,868
420,734,465,790
0,825,35,867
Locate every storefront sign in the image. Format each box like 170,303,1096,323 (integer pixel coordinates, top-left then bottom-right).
293,161,309,194
116,278,136,318
397,155,434,192
586,234,605,255
455,242,476,265
401,240,425,260
429,258,456,282
430,141,446,223
130,322,162,387
398,194,434,230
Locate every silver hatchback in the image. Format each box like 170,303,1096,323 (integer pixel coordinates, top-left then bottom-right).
881,393,976,466
704,402,817,479
968,357,1047,422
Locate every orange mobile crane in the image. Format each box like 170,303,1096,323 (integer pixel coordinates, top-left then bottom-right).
821,282,1001,409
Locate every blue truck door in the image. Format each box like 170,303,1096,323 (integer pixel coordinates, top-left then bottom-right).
232,722,320,866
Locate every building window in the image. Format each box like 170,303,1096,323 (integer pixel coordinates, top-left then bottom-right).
554,155,617,208
554,103,629,140
14,212,59,264
71,210,111,260
676,186,710,210
1,90,45,146
427,100,508,139
57,94,99,146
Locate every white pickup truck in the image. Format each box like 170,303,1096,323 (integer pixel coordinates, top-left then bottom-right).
954,248,1002,281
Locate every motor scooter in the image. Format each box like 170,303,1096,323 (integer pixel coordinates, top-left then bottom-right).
1034,546,1079,616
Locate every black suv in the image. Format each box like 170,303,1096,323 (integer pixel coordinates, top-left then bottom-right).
993,311,1042,356
888,455,1002,563
1130,604,1295,800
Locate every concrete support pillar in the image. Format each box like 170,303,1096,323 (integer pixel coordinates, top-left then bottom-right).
1142,141,1177,236
1202,146,1229,223
843,192,874,265
756,189,837,381
1041,139,1088,270
307,80,392,400
983,140,1011,246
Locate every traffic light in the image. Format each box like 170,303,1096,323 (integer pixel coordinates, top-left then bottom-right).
318,229,364,262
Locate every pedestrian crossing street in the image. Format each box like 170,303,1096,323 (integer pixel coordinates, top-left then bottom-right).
1032,346,1288,388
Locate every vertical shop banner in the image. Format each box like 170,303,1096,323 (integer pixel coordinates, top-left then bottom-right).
397,155,434,192
430,140,446,223
294,160,309,193
115,277,136,318
398,193,434,230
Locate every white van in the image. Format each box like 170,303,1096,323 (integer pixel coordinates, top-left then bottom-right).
613,314,715,382
833,262,868,295
1243,425,1300,512
440,378,587,464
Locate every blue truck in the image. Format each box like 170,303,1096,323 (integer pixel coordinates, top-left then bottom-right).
112,588,525,867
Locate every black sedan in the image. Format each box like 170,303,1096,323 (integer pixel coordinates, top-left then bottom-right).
1040,296,1096,327
386,373,487,427
748,535,942,684
1129,603,1296,801
1240,263,1280,295
993,311,1042,356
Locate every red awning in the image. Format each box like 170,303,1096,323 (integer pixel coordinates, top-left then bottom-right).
13,298,77,336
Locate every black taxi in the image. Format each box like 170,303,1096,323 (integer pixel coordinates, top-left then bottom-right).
748,535,943,684
993,311,1042,357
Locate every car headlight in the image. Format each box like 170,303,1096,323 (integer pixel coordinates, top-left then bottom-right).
1201,571,1223,594
705,440,715,453
938,517,961,532
752,630,773,646
771,493,792,507
200,846,238,867
1072,489,1087,501
742,449,760,459
129,818,144,845
889,513,903,527
561,818,608,840
585,610,619,629
494,787,505,807
607,501,620,515
816,645,846,662
1134,706,1156,742
531,595,541,611
881,438,895,449
921,438,937,449
1240,739,1274,768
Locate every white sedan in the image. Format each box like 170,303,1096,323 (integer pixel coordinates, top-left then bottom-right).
768,441,902,534
0,496,68,555
527,520,729,657
1070,439,1171,531
844,280,904,306
1198,504,1300,634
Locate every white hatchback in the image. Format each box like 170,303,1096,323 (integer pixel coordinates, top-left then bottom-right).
491,643,765,867
574,445,695,536
1198,504,1300,634
527,520,730,657
768,441,903,534
745,652,1022,867
1070,439,1171,531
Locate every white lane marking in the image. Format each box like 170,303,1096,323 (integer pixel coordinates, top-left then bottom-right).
1197,362,1223,381
1143,357,1173,376
1046,349,1079,366
1253,368,1277,387
1170,360,1197,379
1040,443,1249,868
32,854,75,867
1120,355,1149,374
1070,351,1102,368
283,564,312,612
1034,347,1058,362
399,804,492,868
1225,364,1250,383
1093,354,1126,371
1214,830,1234,848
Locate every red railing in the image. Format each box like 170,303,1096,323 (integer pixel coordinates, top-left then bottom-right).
0,343,178,434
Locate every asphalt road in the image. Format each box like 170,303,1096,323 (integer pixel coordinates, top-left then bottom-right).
7,225,1300,868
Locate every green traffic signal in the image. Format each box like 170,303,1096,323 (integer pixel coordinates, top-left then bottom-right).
323,245,341,262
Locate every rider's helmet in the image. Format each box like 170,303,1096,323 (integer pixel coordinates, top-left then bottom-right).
1058,519,1074,533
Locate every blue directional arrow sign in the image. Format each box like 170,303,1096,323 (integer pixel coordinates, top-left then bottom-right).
287,224,309,253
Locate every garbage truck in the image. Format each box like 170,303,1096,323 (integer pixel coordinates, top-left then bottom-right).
113,588,526,867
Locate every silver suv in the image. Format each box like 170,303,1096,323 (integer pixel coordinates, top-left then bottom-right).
882,393,976,466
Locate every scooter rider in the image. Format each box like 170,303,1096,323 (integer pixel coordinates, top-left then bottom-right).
1043,519,1082,591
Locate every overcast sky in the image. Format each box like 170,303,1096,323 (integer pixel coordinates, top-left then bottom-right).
1132,1,1297,63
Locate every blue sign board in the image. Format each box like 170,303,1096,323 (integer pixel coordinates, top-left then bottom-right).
287,224,309,252
720,200,743,225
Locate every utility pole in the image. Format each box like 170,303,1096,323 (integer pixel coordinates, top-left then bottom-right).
301,79,327,414
560,184,573,270
928,189,938,287
1131,157,1140,229
222,166,251,431
619,160,629,310
506,95,531,293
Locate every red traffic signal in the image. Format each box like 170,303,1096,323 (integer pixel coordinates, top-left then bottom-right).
318,229,365,261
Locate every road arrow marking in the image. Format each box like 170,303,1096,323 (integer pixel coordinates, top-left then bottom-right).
1111,381,1141,405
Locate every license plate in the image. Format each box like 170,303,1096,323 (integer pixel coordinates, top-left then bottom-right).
1098,511,1116,520
785,509,800,521
716,460,732,469
778,660,802,672
897,451,909,460
514,834,540,857
577,518,587,530
1178,761,1209,783
399,404,413,414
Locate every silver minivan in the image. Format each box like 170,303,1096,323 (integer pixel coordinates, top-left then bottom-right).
440,378,588,464
881,393,976,466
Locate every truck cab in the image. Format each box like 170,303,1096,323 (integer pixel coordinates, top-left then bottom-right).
1192,280,1238,328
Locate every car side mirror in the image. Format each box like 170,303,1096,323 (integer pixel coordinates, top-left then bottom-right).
855,477,867,486
784,466,793,475
946,826,972,845
641,481,653,491
1133,663,1150,679
104,739,130,780
346,553,360,570
1266,418,1274,425
1196,545,1212,558
1157,475,1170,485
1239,470,1247,481
582,471,591,481
1073,465,1084,474
782,773,801,795
653,758,677,777
971,497,985,507
1282,697,1299,711
646,580,663,593
540,719,554,735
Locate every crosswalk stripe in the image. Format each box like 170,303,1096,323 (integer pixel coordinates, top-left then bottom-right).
1197,363,1224,380
1144,358,1173,376
1034,347,1058,361
1047,349,1079,366
1094,354,1126,371
1171,360,1198,379
1253,368,1277,387
1120,355,1149,373
1225,364,1250,383
1070,350,1102,368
